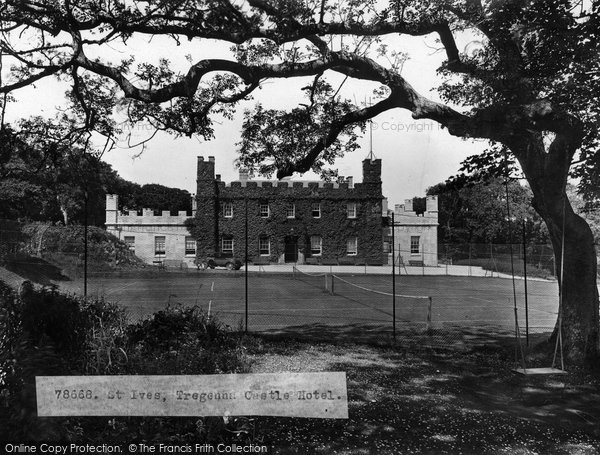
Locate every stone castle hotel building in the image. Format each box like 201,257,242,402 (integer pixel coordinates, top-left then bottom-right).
106,156,438,267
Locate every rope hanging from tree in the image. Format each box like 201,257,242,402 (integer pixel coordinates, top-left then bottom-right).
552,199,566,371
504,151,566,374
502,152,527,370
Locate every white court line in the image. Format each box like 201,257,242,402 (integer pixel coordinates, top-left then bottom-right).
104,280,139,296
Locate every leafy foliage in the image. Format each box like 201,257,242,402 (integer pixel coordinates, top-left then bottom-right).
0,124,125,225
0,282,128,440
427,178,549,245
0,124,191,224
126,304,248,375
435,0,600,207
122,184,192,214
0,281,251,441
0,222,143,284
237,79,364,179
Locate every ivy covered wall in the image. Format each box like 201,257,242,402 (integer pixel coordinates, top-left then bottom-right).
190,157,386,265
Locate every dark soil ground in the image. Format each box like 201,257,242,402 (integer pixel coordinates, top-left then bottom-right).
245,336,600,454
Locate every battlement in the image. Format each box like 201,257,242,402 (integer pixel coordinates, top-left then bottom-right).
393,195,438,225
198,156,371,191
105,194,192,226
223,179,356,189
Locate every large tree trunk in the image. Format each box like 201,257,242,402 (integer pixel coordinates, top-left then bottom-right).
538,195,599,366
514,135,599,367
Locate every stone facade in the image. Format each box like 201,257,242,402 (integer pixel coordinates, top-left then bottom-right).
188,156,387,265
390,196,438,267
105,194,197,267
104,156,438,267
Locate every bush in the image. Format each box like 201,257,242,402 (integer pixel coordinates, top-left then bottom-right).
9,223,145,280
125,304,248,375
0,281,79,440
0,280,251,442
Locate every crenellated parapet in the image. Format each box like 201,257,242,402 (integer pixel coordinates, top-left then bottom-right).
393,195,438,226
220,179,359,190
105,195,193,228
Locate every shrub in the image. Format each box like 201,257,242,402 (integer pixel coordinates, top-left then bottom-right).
0,281,75,441
125,304,248,375
10,223,145,280
0,280,251,442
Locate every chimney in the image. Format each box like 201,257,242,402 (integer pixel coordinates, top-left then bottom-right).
239,168,249,181
347,176,353,188
105,194,118,225
191,194,197,216
426,195,438,213
426,195,438,222
106,194,118,211
404,199,413,212
208,156,215,163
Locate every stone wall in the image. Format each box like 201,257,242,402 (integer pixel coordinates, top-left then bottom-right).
105,194,196,266
392,196,439,266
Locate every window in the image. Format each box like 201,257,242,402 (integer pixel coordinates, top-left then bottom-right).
286,203,295,218
185,237,196,255
259,236,270,256
221,237,234,254
347,237,358,256
383,241,390,253
222,202,233,218
259,202,270,218
124,236,135,251
310,236,322,256
154,236,166,255
311,202,321,218
411,236,420,254
347,202,357,218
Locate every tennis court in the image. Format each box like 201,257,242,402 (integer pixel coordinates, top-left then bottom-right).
60,268,559,344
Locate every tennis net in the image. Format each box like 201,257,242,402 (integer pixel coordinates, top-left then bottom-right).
331,274,432,326
292,266,330,292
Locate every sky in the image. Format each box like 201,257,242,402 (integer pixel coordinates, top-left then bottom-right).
3,27,488,205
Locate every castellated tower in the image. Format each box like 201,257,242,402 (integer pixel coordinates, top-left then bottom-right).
361,158,382,194
195,156,219,257
361,157,383,215
362,158,381,183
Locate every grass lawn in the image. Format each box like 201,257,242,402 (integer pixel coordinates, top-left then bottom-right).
60,272,559,342
245,336,600,454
